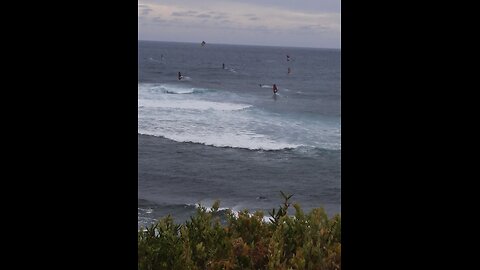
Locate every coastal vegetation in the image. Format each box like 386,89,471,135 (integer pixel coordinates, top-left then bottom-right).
138,192,341,270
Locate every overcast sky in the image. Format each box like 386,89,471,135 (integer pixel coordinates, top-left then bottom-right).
138,0,340,49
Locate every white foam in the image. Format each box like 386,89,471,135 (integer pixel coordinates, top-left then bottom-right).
138,83,341,151
192,203,273,223
148,57,159,62
161,132,299,151
229,209,273,223
165,89,195,94
140,84,212,95
138,99,252,111
138,207,154,214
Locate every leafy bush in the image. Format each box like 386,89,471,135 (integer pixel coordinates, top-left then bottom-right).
138,193,341,270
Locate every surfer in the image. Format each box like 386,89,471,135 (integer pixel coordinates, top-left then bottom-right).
222,63,225,69
286,55,290,61
178,72,183,80
273,84,278,94
288,67,291,74
201,41,206,46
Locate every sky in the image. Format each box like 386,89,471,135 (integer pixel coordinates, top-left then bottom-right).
138,0,341,49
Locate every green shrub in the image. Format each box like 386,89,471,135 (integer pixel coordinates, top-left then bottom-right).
138,193,341,270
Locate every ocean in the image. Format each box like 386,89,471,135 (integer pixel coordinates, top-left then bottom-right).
138,40,341,228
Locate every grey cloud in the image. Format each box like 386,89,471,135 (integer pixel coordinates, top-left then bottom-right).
138,3,153,16
153,17,167,23
171,10,198,17
141,8,153,16
209,11,227,15
243,13,260,21
299,25,329,32
171,12,187,16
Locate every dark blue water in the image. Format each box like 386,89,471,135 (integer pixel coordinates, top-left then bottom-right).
138,40,341,228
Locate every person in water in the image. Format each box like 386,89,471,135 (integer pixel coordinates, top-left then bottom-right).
178,72,182,80
222,63,225,69
273,84,278,94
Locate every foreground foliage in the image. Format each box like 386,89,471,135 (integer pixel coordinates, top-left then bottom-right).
138,192,341,270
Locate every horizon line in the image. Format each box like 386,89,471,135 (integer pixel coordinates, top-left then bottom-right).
138,39,341,50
